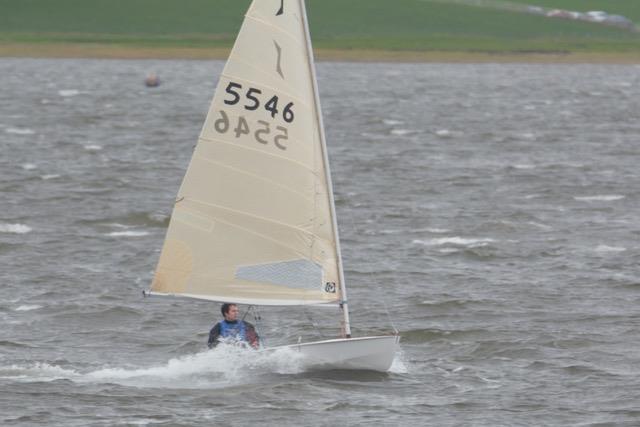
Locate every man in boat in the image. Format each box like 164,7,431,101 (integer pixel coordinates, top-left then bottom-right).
207,303,260,349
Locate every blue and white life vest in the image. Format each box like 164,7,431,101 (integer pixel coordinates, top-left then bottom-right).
219,320,247,342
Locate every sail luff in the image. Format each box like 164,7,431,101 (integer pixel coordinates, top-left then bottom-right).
298,0,352,337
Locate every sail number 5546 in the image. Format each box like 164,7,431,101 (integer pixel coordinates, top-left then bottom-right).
214,110,288,151
224,82,295,124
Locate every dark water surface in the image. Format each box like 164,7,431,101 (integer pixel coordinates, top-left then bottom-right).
1,58,639,426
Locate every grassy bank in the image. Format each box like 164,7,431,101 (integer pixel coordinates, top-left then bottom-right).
505,0,640,21
1,0,639,61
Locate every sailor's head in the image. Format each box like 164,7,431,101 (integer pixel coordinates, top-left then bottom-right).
221,303,239,321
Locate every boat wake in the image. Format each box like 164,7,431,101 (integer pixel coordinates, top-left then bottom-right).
1,344,407,388
1,346,306,389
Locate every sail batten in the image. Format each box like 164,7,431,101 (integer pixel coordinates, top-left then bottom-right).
151,0,342,306
174,212,321,261
196,136,318,175
245,15,307,46
177,199,321,239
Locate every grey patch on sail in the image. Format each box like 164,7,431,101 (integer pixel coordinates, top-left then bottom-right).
236,259,321,290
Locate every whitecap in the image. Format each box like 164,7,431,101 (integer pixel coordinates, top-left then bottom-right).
84,144,103,151
595,245,626,253
383,119,404,126
513,164,536,170
375,229,402,235
41,174,61,180
147,213,168,223
6,127,35,135
0,363,79,382
107,231,150,237
0,223,32,234
435,129,451,137
438,248,461,254
15,305,42,312
391,129,416,136
574,195,625,202
58,89,80,97
21,163,37,170
425,228,450,234
413,237,495,247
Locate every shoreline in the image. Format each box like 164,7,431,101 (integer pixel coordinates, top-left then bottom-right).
1,42,640,64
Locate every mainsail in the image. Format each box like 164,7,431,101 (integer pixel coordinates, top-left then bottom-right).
151,0,344,306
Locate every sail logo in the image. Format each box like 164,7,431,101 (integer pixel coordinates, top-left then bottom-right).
325,282,336,293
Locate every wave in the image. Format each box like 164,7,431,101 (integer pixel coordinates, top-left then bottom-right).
58,89,80,97
40,174,61,180
5,127,35,135
373,227,449,236
401,328,488,343
382,119,403,126
106,231,150,237
0,340,36,349
574,195,625,202
0,223,32,234
595,245,626,253
14,305,42,312
413,237,495,247
0,362,78,382
527,221,553,231
418,298,495,310
50,305,142,322
423,227,450,234
390,128,418,136
81,212,169,229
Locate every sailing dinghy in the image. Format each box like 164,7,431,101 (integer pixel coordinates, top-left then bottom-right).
146,0,399,372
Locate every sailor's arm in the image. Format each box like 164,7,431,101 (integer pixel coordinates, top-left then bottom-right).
207,323,221,348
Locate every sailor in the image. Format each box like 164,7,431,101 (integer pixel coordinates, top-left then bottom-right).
207,303,260,349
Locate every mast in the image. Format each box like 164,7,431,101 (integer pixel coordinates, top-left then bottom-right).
299,0,352,337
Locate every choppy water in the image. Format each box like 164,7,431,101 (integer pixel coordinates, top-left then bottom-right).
1,58,639,426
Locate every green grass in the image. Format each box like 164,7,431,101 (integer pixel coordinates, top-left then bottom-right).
1,0,639,54
0,0,250,35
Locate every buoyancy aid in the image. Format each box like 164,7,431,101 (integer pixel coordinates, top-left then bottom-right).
219,320,247,342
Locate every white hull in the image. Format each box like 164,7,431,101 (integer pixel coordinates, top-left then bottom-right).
268,335,400,372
